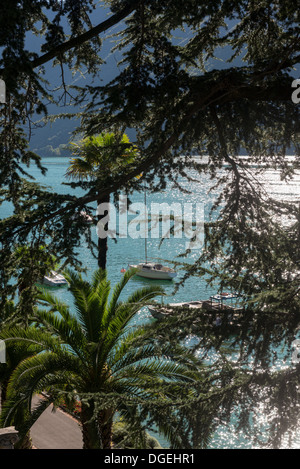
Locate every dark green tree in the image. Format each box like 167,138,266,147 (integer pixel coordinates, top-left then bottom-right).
0,1,299,294
0,0,300,447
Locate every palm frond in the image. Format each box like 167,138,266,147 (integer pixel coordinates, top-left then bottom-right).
91,268,107,289
37,287,70,318
95,284,165,371
63,268,99,337
0,325,60,354
105,268,138,321
63,268,91,294
35,308,87,356
123,284,165,308
85,282,111,341
6,351,82,398
65,157,94,181
66,132,140,184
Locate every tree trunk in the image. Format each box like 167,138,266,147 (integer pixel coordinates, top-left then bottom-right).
80,400,102,449
14,432,32,449
13,406,33,449
97,194,110,270
80,402,114,449
98,408,114,449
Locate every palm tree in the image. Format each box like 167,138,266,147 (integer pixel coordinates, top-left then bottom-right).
0,268,200,449
66,132,139,270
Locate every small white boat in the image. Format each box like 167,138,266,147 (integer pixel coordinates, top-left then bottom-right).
43,271,68,286
129,262,177,280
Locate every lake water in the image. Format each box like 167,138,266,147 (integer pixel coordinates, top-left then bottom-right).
20,157,222,304
3,156,300,448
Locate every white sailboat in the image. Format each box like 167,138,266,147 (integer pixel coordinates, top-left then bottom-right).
129,261,177,280
129,183,177,280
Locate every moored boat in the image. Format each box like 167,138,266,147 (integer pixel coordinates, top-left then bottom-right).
42,271,68,286
148,301,203,319
129,262,177,280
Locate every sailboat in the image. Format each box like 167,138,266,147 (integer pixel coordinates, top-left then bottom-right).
129,261,177,280
129,181,177,280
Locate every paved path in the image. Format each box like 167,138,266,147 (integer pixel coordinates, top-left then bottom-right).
31,395,83,449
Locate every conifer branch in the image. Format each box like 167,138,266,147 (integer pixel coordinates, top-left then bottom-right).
31,2,137,69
